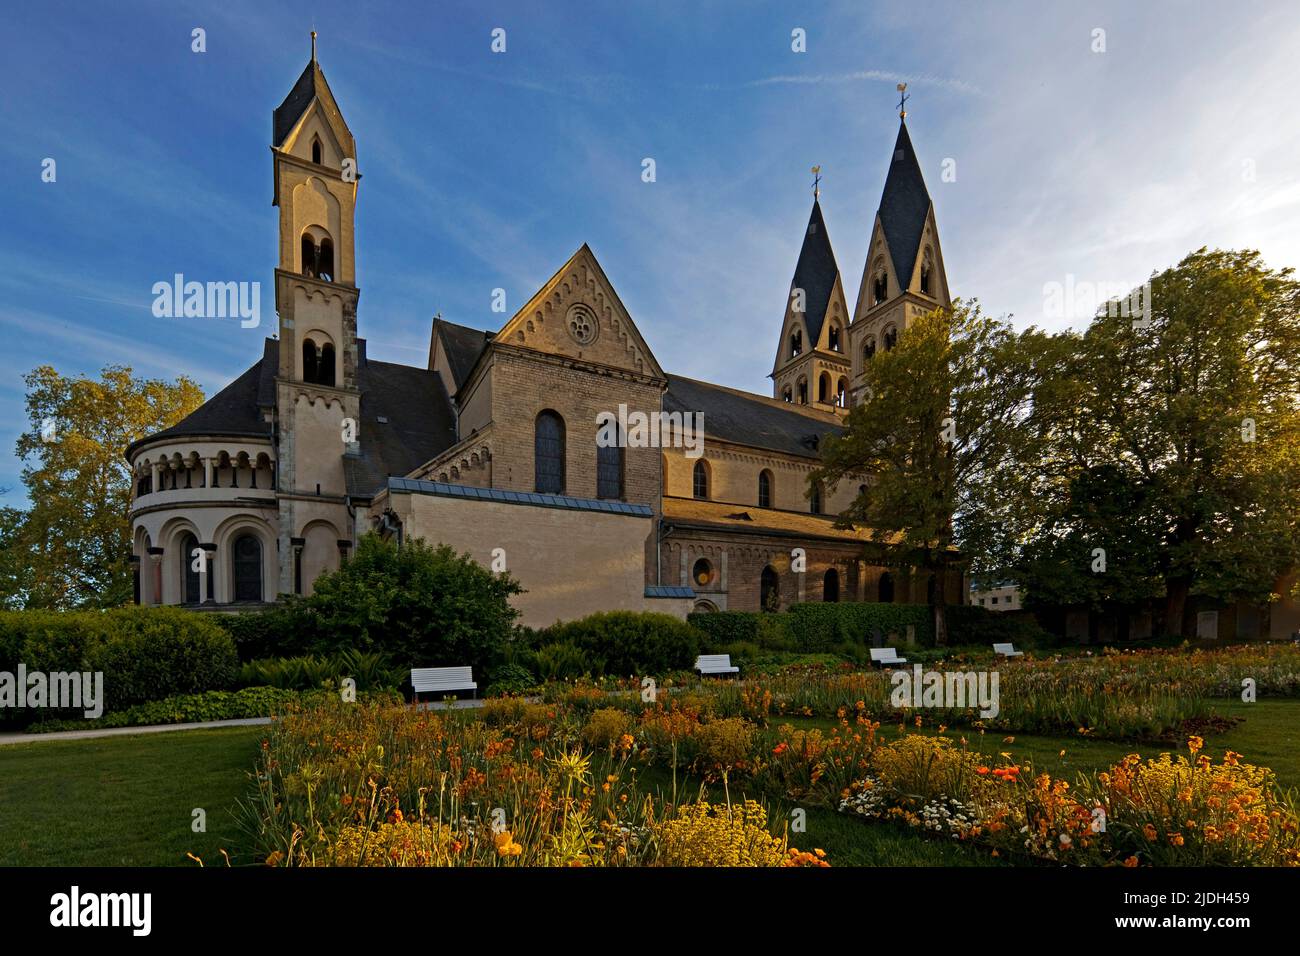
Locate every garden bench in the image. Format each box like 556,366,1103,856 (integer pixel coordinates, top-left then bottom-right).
410,666,477,701
869,647,907,667
992,643,1025,658
694,654,740,677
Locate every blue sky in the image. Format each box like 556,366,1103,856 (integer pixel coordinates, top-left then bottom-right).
3,0,1300,503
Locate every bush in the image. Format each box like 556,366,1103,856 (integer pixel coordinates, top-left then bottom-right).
281,533,523,671
689,611,759,646
544,611,699,676
0,606,239,713
238,649,403,691
484,662,537,697
944,605,1051,649
786,602,933,651
582,707,633,749
212,608,300,661
535,641,588,680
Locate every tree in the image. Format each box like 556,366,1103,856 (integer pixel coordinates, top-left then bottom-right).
7,365,204,608
287,533,524,669
1013,249,1300,636
812,301,1045,644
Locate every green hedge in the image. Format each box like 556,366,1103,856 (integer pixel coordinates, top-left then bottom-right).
688,611,795,651
25,685,404,733
786,602,934,650
0,607,239,716
544,611,699,676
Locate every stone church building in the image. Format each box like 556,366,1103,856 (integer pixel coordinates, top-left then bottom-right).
126,50,964,627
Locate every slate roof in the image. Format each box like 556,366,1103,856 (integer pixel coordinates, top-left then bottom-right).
272,58,355,155
128,338,459,497
662,496,888,543
387,477,654,517
664,374,843,460
789,199,841,347
877,121,933,289
342,357,459,497
433,318,492,391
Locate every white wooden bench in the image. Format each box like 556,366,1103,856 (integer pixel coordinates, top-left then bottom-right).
992,643,1024,658
411,666,477,701
695,654,739,676
869,647,907,667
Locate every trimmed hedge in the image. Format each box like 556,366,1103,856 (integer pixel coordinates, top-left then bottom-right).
0,607,239,716
787,602,934,650
544,611,699,676
688,610,795,651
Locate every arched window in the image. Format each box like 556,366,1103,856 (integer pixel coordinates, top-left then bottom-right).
596,423,624,500
232,533,263,602
692,460,709,500
760,565,780,612
810,482,823,515
311,137,322,165
782,386,793,403
824,568,840,602
302,339,319,383
878,571,895,604
828,325,841,352
818,372,831,403
318,238,335,283
180,532,201,604
797,378,808,404
758,469,773,509
884,326,898,351
790,330,803,358
873,271,888,305
535,411,565,494
836,377,848,407
301,235,317,278
692,558,713,588
920,249,934,295
864,337,876,361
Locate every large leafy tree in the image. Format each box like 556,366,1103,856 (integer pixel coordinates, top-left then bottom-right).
812,301,1047,644
7,365,204,609
1014,249,1300,635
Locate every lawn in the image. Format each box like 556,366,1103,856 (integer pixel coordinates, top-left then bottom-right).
1,698,1296,867
0,725,264,867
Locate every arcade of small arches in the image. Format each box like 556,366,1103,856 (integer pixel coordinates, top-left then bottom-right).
133,447,275,500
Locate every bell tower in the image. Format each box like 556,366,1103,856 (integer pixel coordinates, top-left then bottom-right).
771,171,852,416
849,102,951,403
270,34,362,596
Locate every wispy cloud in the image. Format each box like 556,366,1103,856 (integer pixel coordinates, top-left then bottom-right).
726,69,986,97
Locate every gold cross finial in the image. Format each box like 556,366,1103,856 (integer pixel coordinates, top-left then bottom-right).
897,82,909,120
811,165,822,200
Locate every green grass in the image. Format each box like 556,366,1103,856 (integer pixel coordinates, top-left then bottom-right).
0,726,264,866
2,698,1296,867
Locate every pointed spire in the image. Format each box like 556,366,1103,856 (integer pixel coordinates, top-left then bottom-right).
790,196,841,347
272,43,355,156
877,120,932,292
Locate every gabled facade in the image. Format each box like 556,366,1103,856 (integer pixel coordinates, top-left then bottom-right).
126,49,966,626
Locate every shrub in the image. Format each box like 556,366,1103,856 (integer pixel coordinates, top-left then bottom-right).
653,800,812,867
484,662,537,697
535,641,588,681
689,611,796,651
212,608,300,661
283,533,523,670
545,611,699,676
944,605,1051,649
694,717,757,772
238,649,403,691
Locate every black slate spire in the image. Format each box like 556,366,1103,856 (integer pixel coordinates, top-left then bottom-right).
790,198,841,346
877,120,933,290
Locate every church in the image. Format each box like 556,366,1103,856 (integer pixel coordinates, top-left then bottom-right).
125,47,965,627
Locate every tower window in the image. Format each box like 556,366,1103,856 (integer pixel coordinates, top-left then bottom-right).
318,238,335,283
782,386,792,403
873,273,887,305
790,330,802,358
301,235,317,278
864,338,876,361
828,325,841,351
884,326,898,351
311,138,322,165
693,460,709,500
920,249,934,295
797,378,808,404
837,377,848,407
818,372,831,404
302,339,336,387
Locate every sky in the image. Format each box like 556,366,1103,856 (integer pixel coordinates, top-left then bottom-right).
3,0,1300,504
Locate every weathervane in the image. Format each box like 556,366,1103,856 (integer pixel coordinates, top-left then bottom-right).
897,82,909,120
811,165,822,200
